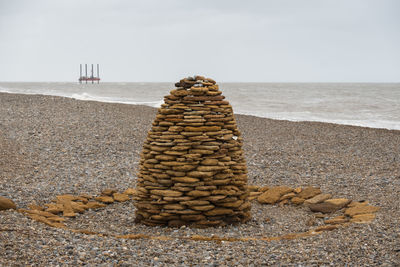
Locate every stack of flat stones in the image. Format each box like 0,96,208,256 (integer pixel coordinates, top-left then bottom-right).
134,76,251,227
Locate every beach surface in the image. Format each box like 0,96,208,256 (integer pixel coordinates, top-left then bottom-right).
1,92,399,266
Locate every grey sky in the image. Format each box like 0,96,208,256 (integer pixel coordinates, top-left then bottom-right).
0,0,399,82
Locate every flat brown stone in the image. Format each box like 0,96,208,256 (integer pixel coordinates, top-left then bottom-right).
164,204,185,210
28,203,44,211
101,189,117,196
309,202,342,213
314,225,338,232
304,194,332,205
350,213,376,223
297,187,321,199
184,126,221,132
86,201,107,210
324,198,351,208
0,196,17,210
187,190,211,197
200,158,219,166
344,205,379,217
123,188,137,196
171,177,200,183
280,192,296,201
291,197,305,205
45,203,64,214
150,190,183,197
247,185,260,192
181,214,206,221
95,196,114,204
205,208,234,216
257,186,292,204
191,205,215,211
187,171,214,178
113,193,130,202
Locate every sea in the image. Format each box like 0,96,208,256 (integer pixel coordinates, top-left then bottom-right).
0,82,399,130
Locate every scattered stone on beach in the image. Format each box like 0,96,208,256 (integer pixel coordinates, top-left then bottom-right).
113,193,130,202
257,186,292,204
101,189,117,196
350,213,376,223
0,196,17,210
344,205,380,217
314,225,339,232
94,196,114,204
123,188,137,195
308,202,341,213
324,198,351,209
28,203,44,211
45,203,64,214
297,186,321,199
291,197,305,205
324,216,348,225
134,76,251,227
86,201,107,210
247,185,260,192
304,193,332,205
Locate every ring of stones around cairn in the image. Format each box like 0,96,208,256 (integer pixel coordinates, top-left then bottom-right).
14,184,380,242
134,76,251,227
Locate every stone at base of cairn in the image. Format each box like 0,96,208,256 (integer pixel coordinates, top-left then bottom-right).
134,76,251,227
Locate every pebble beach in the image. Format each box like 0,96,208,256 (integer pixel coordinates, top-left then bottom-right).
1,92,400,266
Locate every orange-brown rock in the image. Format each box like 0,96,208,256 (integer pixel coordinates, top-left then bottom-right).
309,202,343,213
0,196,17,211
60,201,76,217
123,188,137,196
70,201,87,213
187,190,211,197
94,196,114,204
28,214,65,228
304,194,332,205
86,201,107,210
205,208,234,216
350,213,376,223
297,187,321,199
291,197,305,205
324,198,351,209
257,186,292,204
101,189,117,196
28,203,44,211
113,193,130,202
344,205,379,217
171,177,200,183
45,203,64,214
314,225,339,232
280,192,296,201
150,190,183,197
247,185,260,192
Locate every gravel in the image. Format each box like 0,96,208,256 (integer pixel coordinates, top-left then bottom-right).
1,92,399,266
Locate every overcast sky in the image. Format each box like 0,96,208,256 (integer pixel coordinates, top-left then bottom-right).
0,0,399,82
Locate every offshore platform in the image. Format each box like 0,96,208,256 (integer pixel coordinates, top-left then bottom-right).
79,64,100,84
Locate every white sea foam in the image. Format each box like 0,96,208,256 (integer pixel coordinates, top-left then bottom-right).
70,92,163,107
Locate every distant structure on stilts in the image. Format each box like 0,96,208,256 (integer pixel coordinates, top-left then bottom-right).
79,64,100,84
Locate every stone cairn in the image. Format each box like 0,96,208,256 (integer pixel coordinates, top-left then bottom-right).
134,76,251,227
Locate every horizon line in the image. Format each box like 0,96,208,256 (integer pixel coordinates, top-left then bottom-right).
1,80,399,84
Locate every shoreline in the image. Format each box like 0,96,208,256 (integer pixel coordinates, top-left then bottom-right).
1,92,399,265
1,91,399,132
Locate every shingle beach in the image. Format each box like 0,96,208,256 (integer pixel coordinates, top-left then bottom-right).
1,92,399,266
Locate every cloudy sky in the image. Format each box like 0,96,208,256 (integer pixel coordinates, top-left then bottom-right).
0,0,399,82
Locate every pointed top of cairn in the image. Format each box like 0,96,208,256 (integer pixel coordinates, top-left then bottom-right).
134,76,251,227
